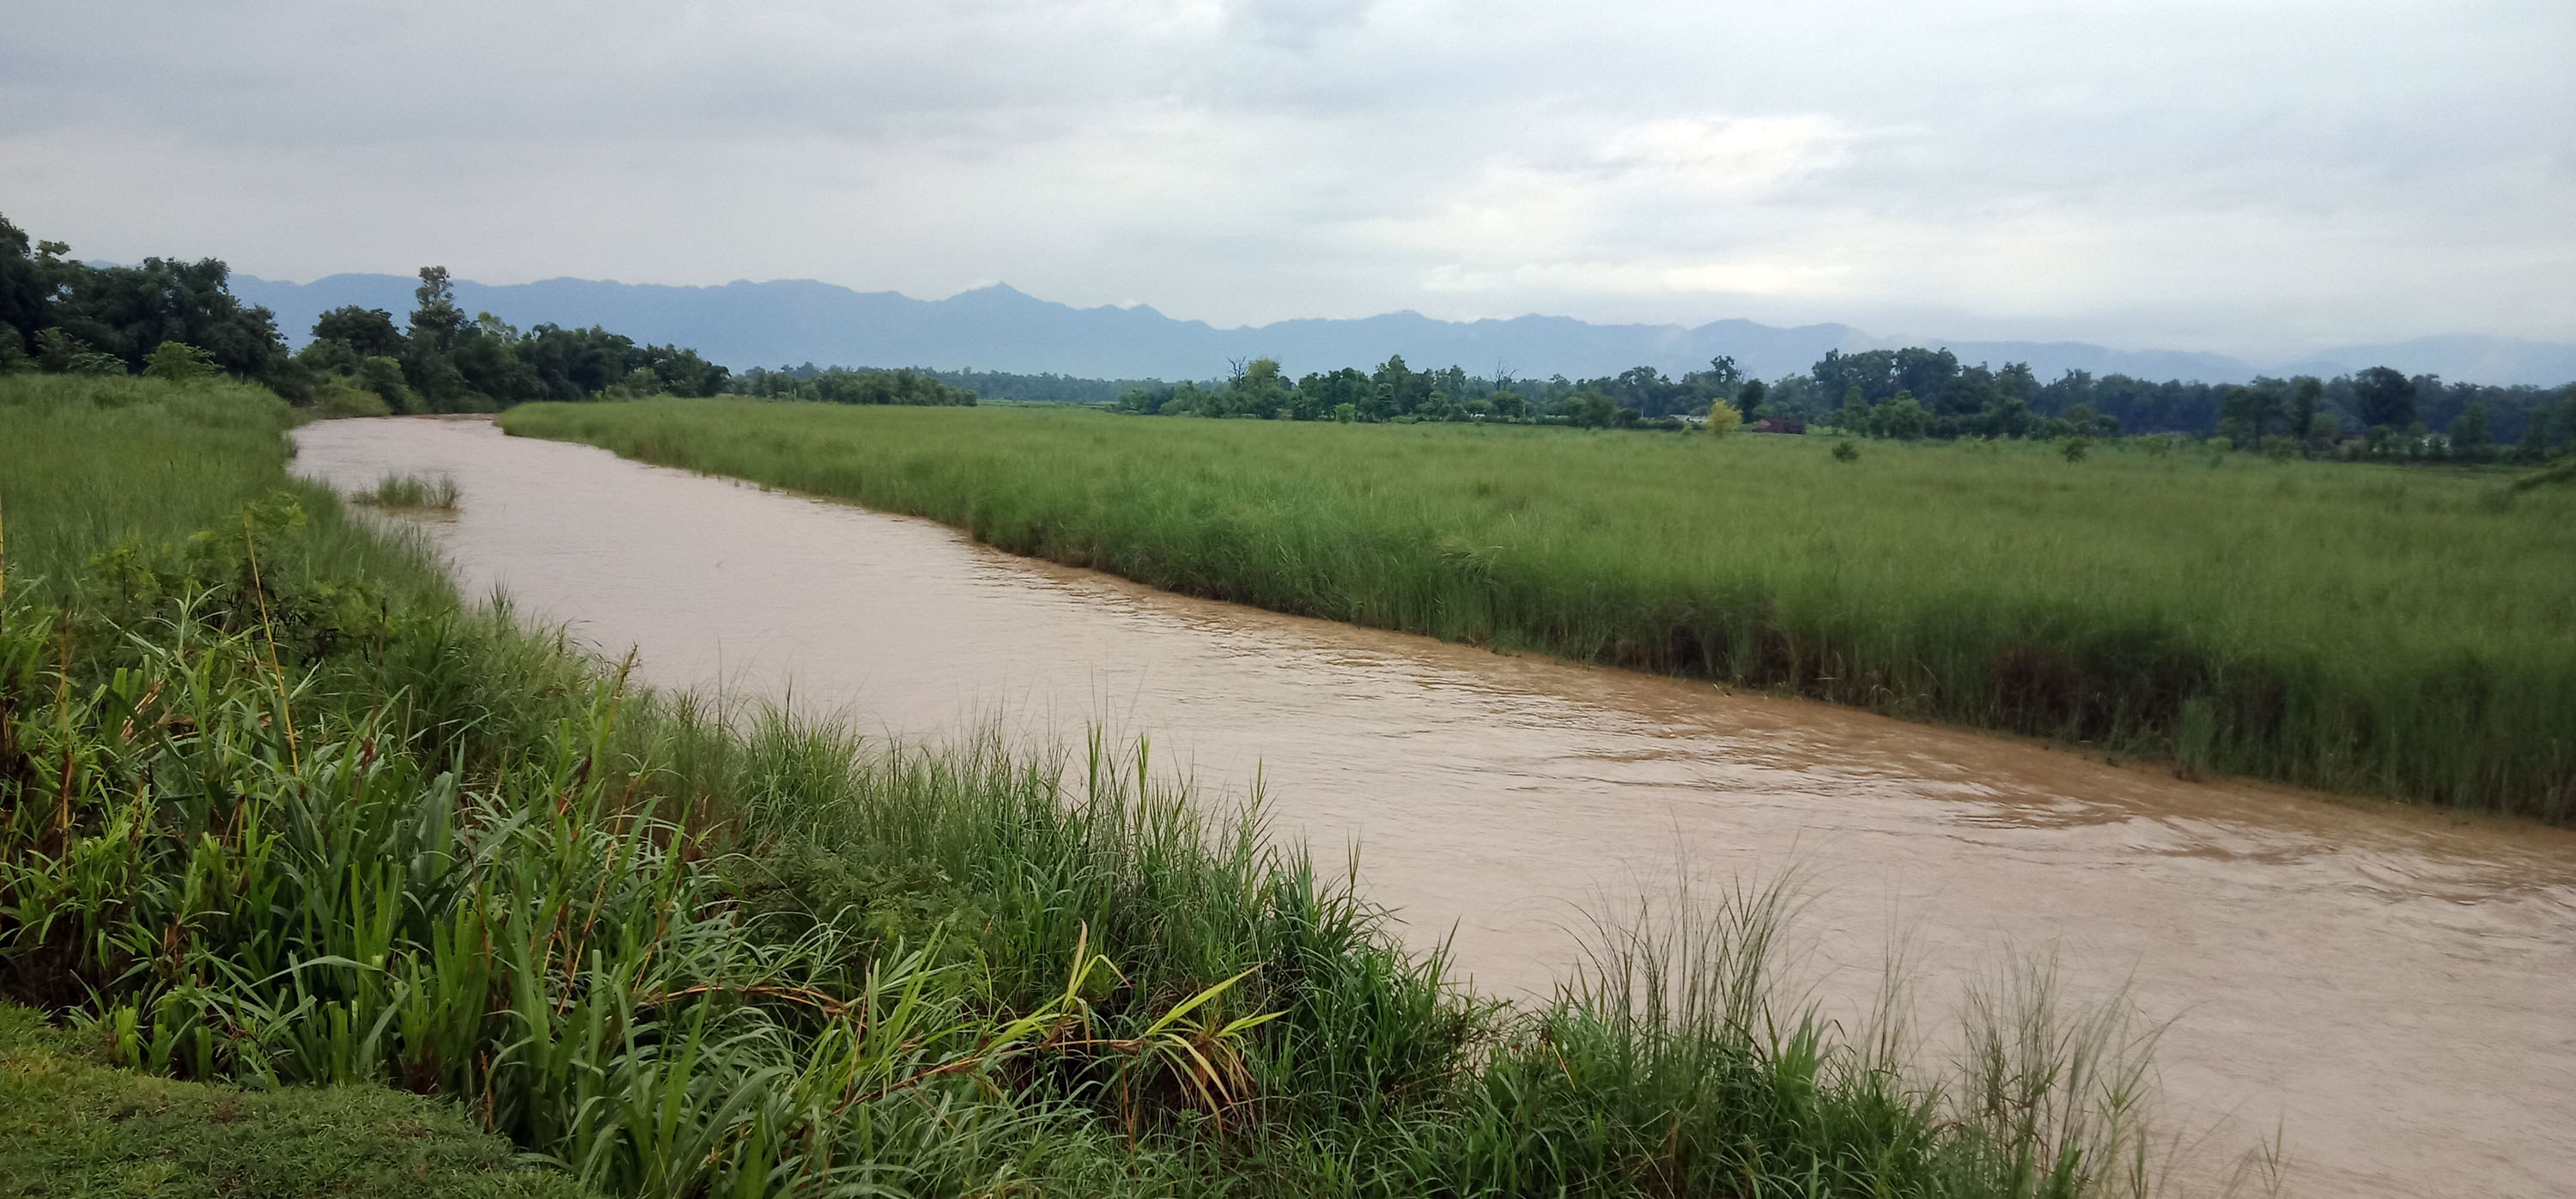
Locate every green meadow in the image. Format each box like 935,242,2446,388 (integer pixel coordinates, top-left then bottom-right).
2,379,2192,1195
503,400,2576,821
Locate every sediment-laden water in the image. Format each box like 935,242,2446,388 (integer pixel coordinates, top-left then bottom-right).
294,417,2576,1198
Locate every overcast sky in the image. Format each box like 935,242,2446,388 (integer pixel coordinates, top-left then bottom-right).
6,1,2570,357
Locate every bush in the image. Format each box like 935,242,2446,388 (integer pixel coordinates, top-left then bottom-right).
33,327,126,376
143,340,219,380
307,378,394,418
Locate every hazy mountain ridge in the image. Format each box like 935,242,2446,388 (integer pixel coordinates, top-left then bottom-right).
231,274,2576,387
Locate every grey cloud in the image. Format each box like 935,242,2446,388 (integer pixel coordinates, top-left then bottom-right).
3,0,2570,355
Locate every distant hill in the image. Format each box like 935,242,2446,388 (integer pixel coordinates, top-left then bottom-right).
229,274,2576,387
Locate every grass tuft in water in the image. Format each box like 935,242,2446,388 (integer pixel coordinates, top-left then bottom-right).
353,472,461,511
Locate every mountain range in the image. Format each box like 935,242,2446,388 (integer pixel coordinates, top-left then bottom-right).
230,274,2576,388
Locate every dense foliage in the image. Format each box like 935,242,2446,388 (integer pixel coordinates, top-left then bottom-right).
732,364,977,406
1079,349,2576,465
735,363,1132,405
0,216,727,416
508,400,2576,821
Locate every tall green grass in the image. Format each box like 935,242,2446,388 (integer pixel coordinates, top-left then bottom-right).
504,399,2576,820
1,375,2227,1196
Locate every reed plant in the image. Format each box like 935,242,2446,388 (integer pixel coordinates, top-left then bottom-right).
503,399,2576,820
354,472,462,511
2,374,2229,1196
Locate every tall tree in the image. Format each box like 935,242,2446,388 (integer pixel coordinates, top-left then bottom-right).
313,306,404,357
408,266,467,355
2449,402,2491,459
0,214,56,341
2351,366,2417,429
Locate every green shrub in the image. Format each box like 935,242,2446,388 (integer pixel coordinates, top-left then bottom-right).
143,340,219,381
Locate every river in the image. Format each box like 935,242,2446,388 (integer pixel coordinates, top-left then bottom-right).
292,416,2576,1198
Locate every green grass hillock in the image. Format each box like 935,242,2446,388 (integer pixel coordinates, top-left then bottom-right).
501,399,2576,820
0,1003,592,1198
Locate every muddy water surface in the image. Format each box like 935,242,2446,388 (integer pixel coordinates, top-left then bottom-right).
294,417,2576,1198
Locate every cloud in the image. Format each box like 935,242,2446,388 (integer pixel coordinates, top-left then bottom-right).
3,0,2569,355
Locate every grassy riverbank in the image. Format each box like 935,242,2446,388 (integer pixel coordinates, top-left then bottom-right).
5,374,2195,1196
501,399,2576,821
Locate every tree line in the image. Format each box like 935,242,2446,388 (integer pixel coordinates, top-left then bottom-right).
739,364,1140,405
6,210,2566,455
0,215,957,413
1101,345,2576,462
0,215,748,414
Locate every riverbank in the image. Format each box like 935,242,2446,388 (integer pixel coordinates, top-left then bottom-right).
499,399,2576,821
4,384,2184,1194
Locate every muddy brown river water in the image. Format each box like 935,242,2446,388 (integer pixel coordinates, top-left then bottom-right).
292,417,2576,1197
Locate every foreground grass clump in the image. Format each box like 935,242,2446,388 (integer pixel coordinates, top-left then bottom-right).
504,399,2576,819
0,1003,592,1198
3,374,2196,1197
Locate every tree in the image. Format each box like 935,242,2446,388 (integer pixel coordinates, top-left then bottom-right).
1229,356,1289,416
1706,399,1741,437
1893,347,1962,411
1735,379,1767,424
2351,366,2417,430
1297,368,1372,423
1833,386,1869,435
1877,391,1929,440
0,214,55,343
2288,376,2324,443
1682,356,1743,411
2514,411,2549,463
409,266,467,355
1370,355,1428,418
1813,349,1897,406
2449,402,2491,460
2217,382,2288,447
1565,388,1621,428
313,306,404,356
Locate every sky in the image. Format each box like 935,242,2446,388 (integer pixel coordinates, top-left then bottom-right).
5,0,2572,359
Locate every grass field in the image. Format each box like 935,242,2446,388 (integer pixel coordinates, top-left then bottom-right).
0,376,2202,1196
501,400,2576,821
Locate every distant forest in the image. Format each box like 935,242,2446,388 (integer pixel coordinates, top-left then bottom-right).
5,212,2567,460
1100,350,2575,460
